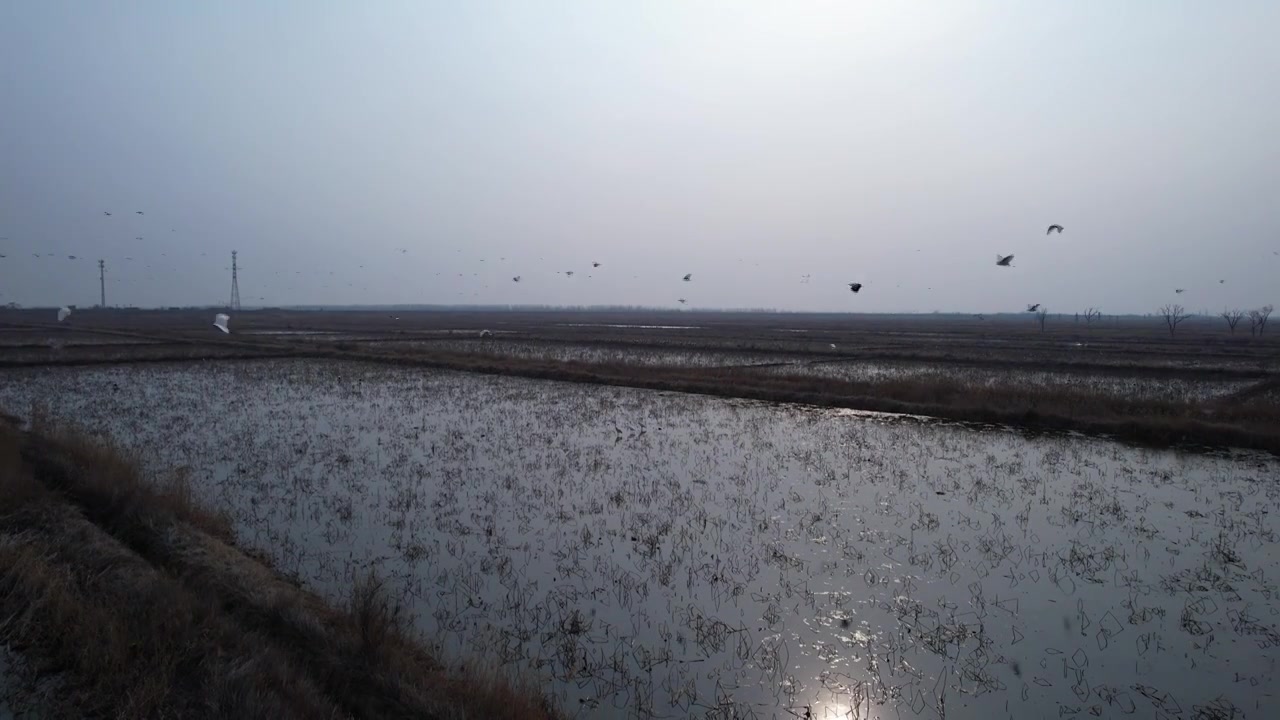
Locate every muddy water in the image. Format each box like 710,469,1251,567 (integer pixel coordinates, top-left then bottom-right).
3,360,1278,718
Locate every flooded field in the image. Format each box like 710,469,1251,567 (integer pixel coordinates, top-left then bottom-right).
2,360,1278,718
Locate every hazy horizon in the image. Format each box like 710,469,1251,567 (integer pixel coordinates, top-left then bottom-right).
3,2,1278,314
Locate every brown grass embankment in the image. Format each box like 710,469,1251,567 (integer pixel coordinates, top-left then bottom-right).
0,419,560,719
337,346,1280,454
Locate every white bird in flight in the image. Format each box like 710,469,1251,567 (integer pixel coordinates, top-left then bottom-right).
57,307,72,322
213,313,231,334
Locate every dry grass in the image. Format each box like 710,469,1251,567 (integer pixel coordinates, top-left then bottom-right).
0,421,562,719
3,310,1277,452
336,346,1280,454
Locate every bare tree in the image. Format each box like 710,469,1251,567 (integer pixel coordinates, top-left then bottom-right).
1159,304,1190,337
1035,307,1049,332
1221,308,1244,334
1083,307,1102,328
1248,305,1274,336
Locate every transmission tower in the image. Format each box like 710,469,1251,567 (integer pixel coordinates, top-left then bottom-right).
229,250,241,310
98,259,106,308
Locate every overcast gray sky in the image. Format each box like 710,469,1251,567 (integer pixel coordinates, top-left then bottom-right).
2,1,1277,314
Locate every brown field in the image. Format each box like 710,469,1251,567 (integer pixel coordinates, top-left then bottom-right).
3,306,1278,452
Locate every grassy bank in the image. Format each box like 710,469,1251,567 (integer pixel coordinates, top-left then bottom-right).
338,347,1280,454
0,418,561,719
3,326,1278,453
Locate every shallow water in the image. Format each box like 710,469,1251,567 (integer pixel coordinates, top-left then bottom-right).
3,360,1279,719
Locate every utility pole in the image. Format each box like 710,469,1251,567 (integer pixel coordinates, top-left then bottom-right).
98,259,106,308
230,250,241,311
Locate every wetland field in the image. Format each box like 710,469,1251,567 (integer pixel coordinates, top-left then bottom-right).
1,309,1279,718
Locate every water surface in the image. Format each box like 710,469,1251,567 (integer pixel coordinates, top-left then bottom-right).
3,360,1278,719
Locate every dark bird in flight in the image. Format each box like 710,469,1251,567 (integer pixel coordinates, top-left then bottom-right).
103,211,111,216
1219,279,1225,284
1046,224,1063,235
564,271,574,277
67,255,77,260
677,298,687,304
996,254,1015,266
1175,288,1185,294
682,273,692,282
135,211,143,215
592,261,601,268
512,276,521,282
1027,303,1041,312
848,282,862,293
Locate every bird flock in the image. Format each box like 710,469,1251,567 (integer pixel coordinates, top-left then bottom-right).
15,218,1065,327
6,212,1266,328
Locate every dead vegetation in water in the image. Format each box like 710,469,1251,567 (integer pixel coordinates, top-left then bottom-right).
0,419,561,719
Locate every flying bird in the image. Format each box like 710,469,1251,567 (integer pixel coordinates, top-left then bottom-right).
677,298,687,304
1027,303,1041,312
682,273,692,282
848,282,862,293
592,261,601,268
564,271,574,277
1046,224,1063,235
1175,288,1185,294
512,276,521,282
996,254,1015,266
57,307,72,322
213,313,231,334
103,211,111,216
135,211,143,215
67,255,77,260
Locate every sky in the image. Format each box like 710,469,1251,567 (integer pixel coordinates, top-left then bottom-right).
2,1,1278,314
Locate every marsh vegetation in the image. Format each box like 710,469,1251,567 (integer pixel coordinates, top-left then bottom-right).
3,357,1278,718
